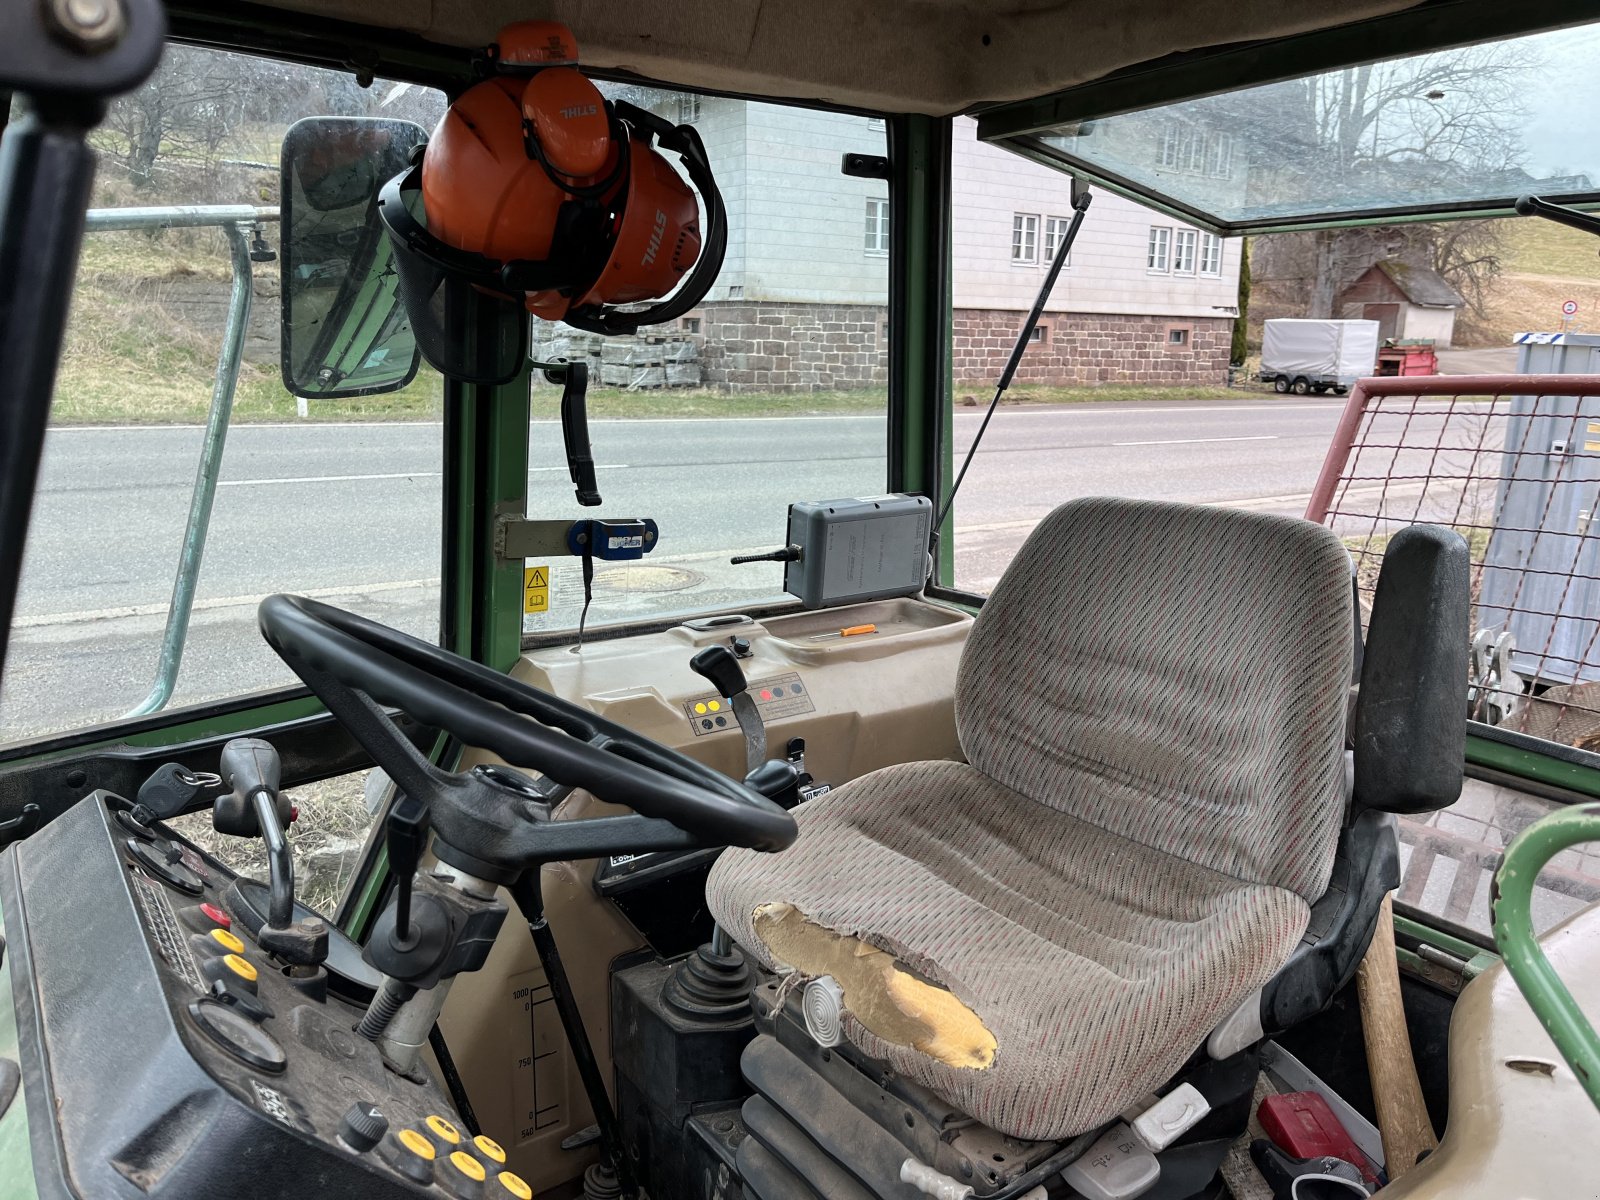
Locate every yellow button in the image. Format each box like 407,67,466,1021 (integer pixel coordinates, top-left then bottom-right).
398,1128,435,1159
693,702,707,715
707,699,721,712
425,1114,461,1144
449,1151,486,1182
474,1134,506,1164
497,1171,533,1199
222,953,256,983
209,928,245,955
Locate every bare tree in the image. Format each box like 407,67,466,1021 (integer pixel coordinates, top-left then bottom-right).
105,45,252,187
1246,43,1537,318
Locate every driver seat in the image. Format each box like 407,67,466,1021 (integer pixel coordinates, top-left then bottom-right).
706,497,1445,1143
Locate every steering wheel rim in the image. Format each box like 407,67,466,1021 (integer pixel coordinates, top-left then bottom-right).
258,594,797,868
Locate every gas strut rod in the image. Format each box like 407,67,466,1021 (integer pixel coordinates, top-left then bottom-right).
933,186,1093,551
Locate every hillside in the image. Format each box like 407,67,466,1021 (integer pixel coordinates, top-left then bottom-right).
1468,217,1600,346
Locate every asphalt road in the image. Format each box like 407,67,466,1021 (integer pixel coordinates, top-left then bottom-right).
0,397,1350,742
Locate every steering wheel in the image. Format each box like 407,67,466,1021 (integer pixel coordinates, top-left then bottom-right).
258,594,797,881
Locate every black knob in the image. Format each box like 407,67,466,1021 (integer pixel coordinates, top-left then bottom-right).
690,645,747,699
340,1101,389,1153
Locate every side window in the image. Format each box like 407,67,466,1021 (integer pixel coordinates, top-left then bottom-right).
1399,774,1600,940
945,117,1241,595
0,46,448,747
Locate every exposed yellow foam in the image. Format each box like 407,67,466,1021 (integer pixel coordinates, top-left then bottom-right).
753,902,995,1070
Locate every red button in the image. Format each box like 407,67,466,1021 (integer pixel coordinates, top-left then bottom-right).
199,902,231,930
759,689,773,701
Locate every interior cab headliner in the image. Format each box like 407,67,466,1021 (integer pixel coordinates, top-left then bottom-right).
232,0,1429,114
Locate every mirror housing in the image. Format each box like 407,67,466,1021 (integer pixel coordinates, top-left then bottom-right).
279,116,428,399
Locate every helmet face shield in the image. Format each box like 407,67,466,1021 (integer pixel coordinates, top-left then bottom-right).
377,170,529,385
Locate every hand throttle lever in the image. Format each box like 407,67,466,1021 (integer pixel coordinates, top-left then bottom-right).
690,644,766,775
216,738,293,928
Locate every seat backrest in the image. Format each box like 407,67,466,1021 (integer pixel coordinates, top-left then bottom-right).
956,497,1353,901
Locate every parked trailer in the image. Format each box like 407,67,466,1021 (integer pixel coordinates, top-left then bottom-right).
1259,317,1381,395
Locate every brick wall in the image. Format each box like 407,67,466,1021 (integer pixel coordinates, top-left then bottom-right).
952,309,1233,386
697,301,888,392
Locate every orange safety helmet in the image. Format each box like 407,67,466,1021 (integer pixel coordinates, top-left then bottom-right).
377,21,726,382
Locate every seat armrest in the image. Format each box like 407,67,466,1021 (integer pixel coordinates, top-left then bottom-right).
1260,809,1399,1036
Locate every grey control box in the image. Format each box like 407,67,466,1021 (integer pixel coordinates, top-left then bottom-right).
783,494,932,609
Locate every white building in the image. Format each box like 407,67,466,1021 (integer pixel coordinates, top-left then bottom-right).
654,96,1243,390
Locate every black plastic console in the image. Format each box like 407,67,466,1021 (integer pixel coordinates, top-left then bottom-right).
0,791,491,1200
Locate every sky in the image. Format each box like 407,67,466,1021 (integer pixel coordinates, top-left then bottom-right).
1519,23,1600,182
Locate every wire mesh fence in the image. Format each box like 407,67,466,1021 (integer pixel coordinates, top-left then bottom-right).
1306,374,1600,936
1307,374,1600,749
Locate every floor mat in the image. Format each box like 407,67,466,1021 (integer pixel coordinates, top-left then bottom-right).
1219,1072,1277,1200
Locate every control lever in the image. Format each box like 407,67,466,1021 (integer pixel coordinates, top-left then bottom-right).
384,793,430,946
743,737,815,809
216,739,328,966
690,644,765,774
217,740,291,927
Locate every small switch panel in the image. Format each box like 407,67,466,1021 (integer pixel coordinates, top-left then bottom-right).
684,672,813,735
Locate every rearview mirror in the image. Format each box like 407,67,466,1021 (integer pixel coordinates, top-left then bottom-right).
280,116,428,398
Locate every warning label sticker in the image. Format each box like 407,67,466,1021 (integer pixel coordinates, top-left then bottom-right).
524,565,549,614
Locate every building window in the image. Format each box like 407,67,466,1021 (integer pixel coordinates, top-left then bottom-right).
1206,133,1234,179
1027,325,1049,344
1147,226,1171,272
677,94,701,124
1012,213,1039,264
1158,122,1233,179
864,197,890,256
1200,232,1223,276
1173,229,1197,275
681,316,701,334
1043,216,1074,266
1168,328,1189,345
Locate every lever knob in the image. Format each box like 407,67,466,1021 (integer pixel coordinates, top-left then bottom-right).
220,738,282,802
340,1101,389,1153
690,645,747,699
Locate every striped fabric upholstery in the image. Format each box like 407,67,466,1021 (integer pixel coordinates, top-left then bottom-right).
706,498,1353,1141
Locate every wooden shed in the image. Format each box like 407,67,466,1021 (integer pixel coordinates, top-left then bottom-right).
1337,260,1465,347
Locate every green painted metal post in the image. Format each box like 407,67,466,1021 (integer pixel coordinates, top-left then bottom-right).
887,114,955,585
77,206,281,718
1491,801,1600,1110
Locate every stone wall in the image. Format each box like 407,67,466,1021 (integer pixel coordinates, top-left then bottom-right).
952,309,1233,387
696,302,888,392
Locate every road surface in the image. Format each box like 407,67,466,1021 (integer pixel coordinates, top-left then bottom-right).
1,397,1350,742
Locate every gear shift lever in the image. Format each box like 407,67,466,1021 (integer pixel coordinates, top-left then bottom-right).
216,738,327,966
691,644,765,774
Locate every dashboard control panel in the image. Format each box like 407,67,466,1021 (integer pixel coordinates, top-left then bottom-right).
681,672,814,736
0,791,530,1200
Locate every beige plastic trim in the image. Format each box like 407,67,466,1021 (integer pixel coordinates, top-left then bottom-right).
1375,900,1600,1198
436,597,971,1194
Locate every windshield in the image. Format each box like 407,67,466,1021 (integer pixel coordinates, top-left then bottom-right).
990,20,1600,232
521,95,890,637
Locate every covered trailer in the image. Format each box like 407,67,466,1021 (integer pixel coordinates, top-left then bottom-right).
1259,318,1380,395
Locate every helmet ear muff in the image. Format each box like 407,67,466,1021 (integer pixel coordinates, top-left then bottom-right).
521,68,613,181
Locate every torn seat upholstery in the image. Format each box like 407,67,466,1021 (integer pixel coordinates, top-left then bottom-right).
707,497,1353,1141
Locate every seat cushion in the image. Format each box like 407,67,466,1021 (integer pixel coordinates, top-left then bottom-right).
707,759,1313,1141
